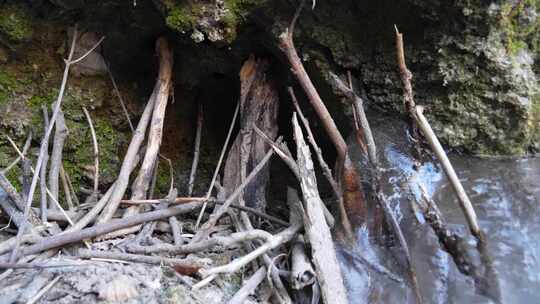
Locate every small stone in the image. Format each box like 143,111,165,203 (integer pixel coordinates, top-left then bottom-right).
98,275,139,302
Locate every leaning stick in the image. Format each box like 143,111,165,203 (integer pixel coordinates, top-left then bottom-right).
48,109,68,209
4,137,75,227
99,37,173,225
414,106,480,237
278,0,346,161
94,93,156,224
11,26,104,262
288,87,351,237
279,0,367,227
194,102,240,229
40,107,50,222
252,125,336,228
82,107,100,199
59,166,74,210
191,137,280,243
331,72,422,303
227,266,267,304
329,72,377,165
292,113,348,304
1,132,32,174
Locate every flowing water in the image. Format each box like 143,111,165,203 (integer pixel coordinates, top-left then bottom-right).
339,114,540,304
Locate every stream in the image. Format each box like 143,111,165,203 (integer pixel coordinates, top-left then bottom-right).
339,113,540,304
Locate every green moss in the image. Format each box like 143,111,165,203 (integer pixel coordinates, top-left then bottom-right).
499,0,540,55
0,6,33,42
165,3,199,32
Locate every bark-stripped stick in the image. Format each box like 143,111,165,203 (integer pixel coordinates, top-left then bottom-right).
414,106,480,237
82,107,100,200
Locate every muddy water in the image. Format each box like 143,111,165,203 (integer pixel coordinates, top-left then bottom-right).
339,114,540,304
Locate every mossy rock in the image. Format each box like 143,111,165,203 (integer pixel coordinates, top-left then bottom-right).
0,5,33,42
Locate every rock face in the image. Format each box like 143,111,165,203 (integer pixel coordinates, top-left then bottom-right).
1,0,538,163
154,0,540,155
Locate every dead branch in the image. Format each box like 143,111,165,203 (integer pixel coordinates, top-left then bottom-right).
77,249,204,269
26,275,61,304
227,266,267,304
106,62,135,132
40,106,50,222
127,229,274,254
94,94,156,224
394,26,419,144
252,126,335,228
292,113,348,304
329,72,377,165
99,37,173,225
278,0,346,161
14,201,201,259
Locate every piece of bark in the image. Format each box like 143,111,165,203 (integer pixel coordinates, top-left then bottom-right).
223,55,279,212
292,113,348,304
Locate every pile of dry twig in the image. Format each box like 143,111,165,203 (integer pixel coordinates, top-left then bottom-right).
0,2,502,304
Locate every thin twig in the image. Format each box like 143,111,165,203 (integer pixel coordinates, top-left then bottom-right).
195,102,240,229
2,133,32,174
11,25,81,262
106,62,134,132
191,137,281,243
188,103,203,196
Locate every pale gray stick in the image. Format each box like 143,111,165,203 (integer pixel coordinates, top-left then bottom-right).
227,266,267,304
